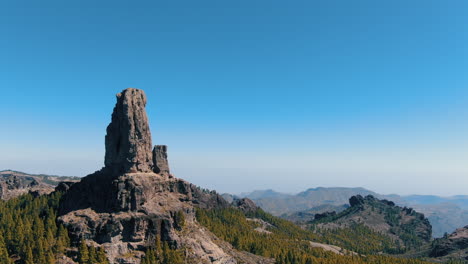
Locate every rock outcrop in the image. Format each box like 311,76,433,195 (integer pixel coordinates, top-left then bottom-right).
314,211,336,221
234,198,258,214
55,181,76,193
58,88,266,264
104,88,154,174
152,145,170,175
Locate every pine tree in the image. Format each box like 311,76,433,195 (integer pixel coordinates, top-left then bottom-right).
97,247,109,264
55,225,70,255
88,245,97,264
78,239,90,264
175,210,185,230
0,233,10,264
24,245,34,264
165,249,184,264
142,248,156,264
161,242,170,264
154,236,162,257
46,251,55,264
35,238,47,264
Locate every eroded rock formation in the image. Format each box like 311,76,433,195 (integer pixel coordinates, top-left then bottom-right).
152,145,170,175
58,88,264,264
234,198,258,214
104,88,154,174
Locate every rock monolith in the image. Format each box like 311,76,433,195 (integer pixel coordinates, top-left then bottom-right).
104,88,153,173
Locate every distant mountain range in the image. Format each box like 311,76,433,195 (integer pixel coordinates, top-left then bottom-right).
226,187,468,238
0,169,79,200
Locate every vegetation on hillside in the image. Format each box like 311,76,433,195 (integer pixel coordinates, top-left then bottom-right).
141,237,184,264
0,192,70,264
0,191,456,264
77,239,108,264
196,207,433,264
310,223,402,254
0,192,108,264
311,196,431,252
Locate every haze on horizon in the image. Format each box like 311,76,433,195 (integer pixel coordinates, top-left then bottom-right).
1,1,468,196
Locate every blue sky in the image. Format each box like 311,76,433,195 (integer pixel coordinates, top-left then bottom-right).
1,0,468,196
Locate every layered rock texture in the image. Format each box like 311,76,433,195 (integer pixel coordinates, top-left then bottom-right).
152,145,170,175
104,89,154,174
58,88,267,264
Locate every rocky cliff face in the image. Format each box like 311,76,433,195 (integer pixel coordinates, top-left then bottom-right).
152,145,170,175
58,88,267,264
104,89,154,174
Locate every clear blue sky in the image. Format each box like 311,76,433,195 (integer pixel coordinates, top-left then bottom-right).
1,0,468,196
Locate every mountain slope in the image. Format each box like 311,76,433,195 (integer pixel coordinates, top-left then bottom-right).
309,195,432,254
240,187,468,237
429,225,468,261
196,205,436,264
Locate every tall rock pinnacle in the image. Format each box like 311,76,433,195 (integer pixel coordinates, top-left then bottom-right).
58,88,238,264
153,145,170,175
104,88,154,173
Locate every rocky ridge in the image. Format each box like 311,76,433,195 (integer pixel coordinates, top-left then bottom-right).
104,88,154,174
429,225,468,260
58,88,271,264
312,195,432,250
240,187,467,238
0,170,78,200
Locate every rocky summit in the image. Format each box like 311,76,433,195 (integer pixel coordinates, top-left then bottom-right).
104,88,154,174
58,88,269,264
152,145,170,175
311,195,432,252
